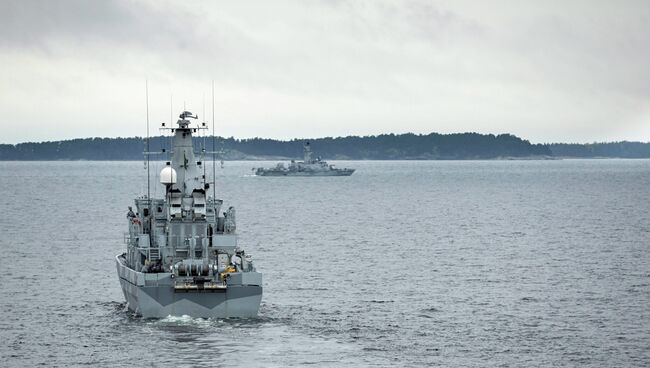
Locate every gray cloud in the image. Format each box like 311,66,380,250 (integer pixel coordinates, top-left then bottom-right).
0,0,648,143
0,0,204,52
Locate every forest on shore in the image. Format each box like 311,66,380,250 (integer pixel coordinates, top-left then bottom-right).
1,133,649,160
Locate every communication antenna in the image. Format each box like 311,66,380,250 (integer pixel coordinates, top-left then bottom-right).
169,94,173,160
145,79,152,247
212,80,216,201
202,93,207,183
146,80,151,201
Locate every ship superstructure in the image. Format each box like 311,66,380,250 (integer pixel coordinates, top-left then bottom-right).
254,142,354,176
116,111,262,318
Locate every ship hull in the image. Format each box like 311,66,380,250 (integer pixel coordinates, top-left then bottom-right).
256,169,354,176
116,255,262,319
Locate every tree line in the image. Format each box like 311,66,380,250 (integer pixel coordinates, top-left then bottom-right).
0,133,648,160
546,142,650,158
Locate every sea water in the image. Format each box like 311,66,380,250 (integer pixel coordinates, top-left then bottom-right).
1,159,649,367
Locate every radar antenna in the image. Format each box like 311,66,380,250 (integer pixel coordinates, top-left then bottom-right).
180,111,198,120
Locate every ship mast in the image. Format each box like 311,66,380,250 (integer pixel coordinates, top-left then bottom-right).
145,80,152,247
212,80,216,201
304,141,312,162
145,80,151,202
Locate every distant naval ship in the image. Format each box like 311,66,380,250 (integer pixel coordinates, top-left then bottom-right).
116,111,262,318
254,142,355,176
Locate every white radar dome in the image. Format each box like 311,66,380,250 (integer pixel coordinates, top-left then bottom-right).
160,166,177,185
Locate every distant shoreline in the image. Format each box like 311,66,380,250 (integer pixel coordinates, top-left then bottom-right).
4,156,650,162
2,133,649,160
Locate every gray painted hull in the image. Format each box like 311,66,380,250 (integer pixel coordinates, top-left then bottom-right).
256,169,354,176
116,255,262,319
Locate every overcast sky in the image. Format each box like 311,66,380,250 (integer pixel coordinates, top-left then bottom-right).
1,0,649,144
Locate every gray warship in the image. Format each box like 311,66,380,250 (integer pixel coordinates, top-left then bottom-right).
116,111,262,318
254,142,354,176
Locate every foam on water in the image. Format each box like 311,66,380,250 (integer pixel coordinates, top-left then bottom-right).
156,315,218,327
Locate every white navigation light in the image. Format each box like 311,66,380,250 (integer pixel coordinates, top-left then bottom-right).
160,167,177,185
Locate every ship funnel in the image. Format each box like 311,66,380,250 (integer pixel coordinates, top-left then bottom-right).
160,166,177,185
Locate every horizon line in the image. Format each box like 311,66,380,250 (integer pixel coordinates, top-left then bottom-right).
2,132,649,146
